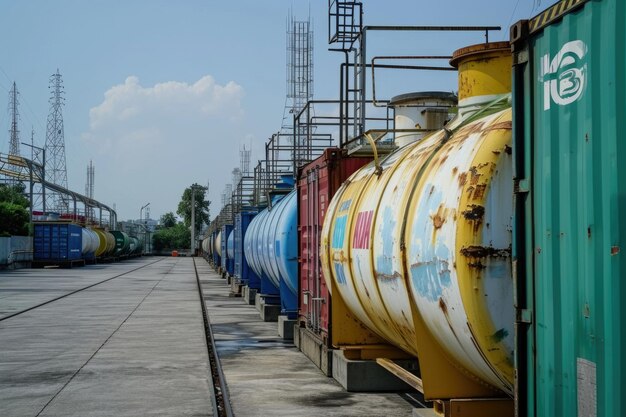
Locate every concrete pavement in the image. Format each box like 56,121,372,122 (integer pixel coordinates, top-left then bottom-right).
0,257,213,417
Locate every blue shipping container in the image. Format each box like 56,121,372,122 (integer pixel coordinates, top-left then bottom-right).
34,223,82,261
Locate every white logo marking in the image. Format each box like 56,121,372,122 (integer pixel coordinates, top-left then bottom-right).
541,40,588,110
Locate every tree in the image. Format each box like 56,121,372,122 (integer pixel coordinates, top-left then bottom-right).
0,183,30,237
176,183,210,237
160,212,177,228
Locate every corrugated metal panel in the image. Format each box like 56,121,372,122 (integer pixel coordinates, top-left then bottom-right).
297,148,371,341
512,0,626,415
33,223,82,261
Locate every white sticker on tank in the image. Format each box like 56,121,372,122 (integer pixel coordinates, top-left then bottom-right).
577,357,597,417
541,40,587,110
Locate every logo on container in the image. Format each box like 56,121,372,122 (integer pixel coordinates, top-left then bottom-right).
541,40,587,110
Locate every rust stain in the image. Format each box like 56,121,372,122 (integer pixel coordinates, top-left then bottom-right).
452,167,458,174
456,120,487,138
469,167,482,185
462,204,485,221
458,172,468,187
438,297,448,314
460,245,511,258
472,184,487,200
431,204,449,229
468,261,486,269
376,271,402,280
482,120,512,132
611,246,620,256
410,260,433,269
433,214,445,229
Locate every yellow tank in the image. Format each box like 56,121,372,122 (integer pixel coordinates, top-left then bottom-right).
92,228,116,257
321,42,514,399
92,229,108,257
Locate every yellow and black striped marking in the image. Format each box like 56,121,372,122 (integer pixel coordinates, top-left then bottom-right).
529,0,589,34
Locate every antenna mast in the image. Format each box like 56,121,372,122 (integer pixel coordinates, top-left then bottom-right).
282,13,314,166
85,160,95,221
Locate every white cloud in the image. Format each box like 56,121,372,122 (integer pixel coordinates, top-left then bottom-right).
81,75,245,221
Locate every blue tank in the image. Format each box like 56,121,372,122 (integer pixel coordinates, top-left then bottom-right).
244,189,298,317
234,210,261,289
226,230,234,260
220,224,234,277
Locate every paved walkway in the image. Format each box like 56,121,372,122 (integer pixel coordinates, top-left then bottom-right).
196,260,415,417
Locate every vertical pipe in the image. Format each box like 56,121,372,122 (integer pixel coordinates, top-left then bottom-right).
191,188,196,256
339,60,345,147
29,159,34,227
359,29,367,136
311,166,321,333
42,150,46,213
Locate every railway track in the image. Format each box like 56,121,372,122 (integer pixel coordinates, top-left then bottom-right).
193,257,234,417
0,257,165,322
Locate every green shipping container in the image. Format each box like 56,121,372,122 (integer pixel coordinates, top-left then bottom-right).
511,0,626,416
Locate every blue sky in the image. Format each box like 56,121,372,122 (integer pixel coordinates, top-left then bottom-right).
0,0,557,221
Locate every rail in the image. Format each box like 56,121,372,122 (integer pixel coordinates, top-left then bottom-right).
192,257,234,417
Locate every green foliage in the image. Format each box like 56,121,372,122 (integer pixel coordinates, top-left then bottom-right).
152,223,190,251
160,212,177,228
176,183,210,237
0,184,30,236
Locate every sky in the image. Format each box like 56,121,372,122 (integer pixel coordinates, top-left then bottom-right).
0,0,558,222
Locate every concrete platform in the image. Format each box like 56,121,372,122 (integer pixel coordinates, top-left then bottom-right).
277,315,296,340
296,326,334,376
332,349,415,392
0,257,213,417
254,292,281,322
196,261,420,417
242,285,257,305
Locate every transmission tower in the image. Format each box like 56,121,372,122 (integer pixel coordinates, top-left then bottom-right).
8,82,20,157
5,82,22,184
282,14,314,165
44,69,69,212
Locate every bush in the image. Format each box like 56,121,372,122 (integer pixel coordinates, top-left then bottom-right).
152,223,190,251
0,184,30,236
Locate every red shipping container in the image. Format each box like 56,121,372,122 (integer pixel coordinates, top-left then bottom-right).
297,148,370,344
